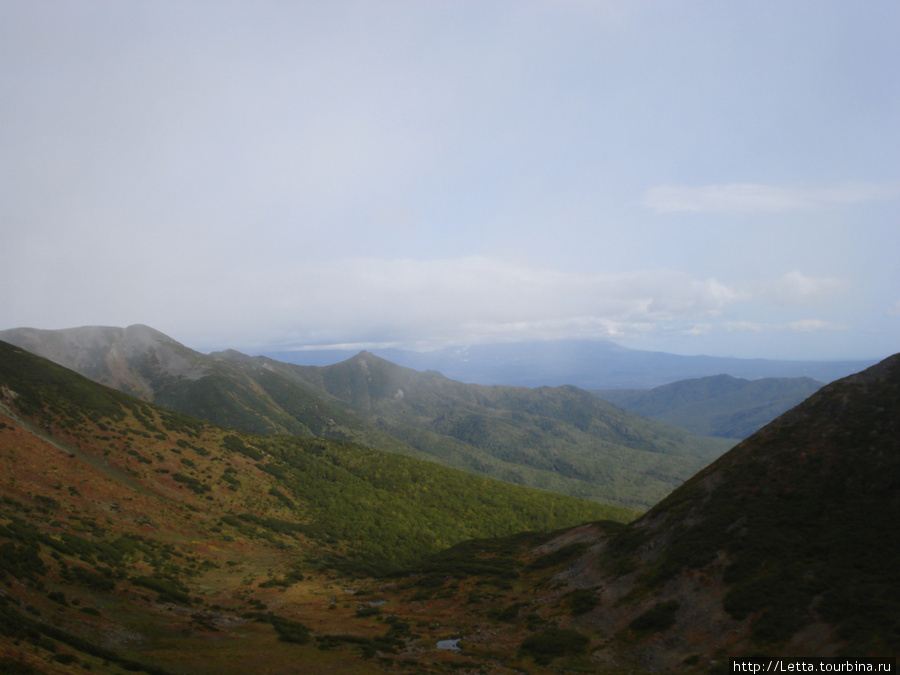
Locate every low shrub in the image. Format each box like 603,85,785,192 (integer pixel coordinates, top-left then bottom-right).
630,600,679,635
519,627,589,665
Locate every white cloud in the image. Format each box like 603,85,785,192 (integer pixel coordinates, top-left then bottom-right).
166,257,745,350
4,243,863,353
3,3,898,361
643,183,899,214
685,323,713,336
754,271,849,306
725,321,766,333
724,319,847,335
789,319,848,333
888,300,900,317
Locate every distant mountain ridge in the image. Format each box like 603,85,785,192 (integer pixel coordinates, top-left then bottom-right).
0,324,358,439
0,325,733,510
266,339,876,389
595,374,825,439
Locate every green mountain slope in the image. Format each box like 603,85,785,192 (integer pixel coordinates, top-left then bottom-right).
226,350,734,510
596,373,824,439
1,326,734,510
0,339,632,673
0,325,379,441
0,340,628,568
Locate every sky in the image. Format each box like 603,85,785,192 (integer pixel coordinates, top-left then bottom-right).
2,0,898,361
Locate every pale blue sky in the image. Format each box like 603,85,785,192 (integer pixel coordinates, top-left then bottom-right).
2,1,898,360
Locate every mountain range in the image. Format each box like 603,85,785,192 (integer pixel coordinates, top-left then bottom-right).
0,339,629,673
266,339,877,389
0,325,734,510
0,334,896,672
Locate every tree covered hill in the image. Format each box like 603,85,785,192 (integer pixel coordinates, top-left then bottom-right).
0,325,734,510
597,352,900,662
219,349,734,510
595,373,824,439
0,340,630,570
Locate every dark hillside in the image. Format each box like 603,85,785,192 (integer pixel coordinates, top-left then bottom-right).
366,354,899,671
574,353,900,666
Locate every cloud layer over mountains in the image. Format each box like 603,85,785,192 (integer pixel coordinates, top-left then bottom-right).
2,1,898,359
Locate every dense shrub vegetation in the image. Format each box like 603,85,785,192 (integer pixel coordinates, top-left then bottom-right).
519,627,589,665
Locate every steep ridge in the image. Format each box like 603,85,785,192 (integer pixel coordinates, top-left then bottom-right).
0,325,417,449
579,353,900,664
1,326,735,510
595,374,824,439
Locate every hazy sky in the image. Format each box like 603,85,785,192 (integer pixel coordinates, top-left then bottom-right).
2,1,898,360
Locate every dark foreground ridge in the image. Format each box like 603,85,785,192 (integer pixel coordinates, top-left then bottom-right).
548,352,900,667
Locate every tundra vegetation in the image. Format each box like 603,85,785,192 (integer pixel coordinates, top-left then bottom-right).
0,341,632,673
1,340,897,673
